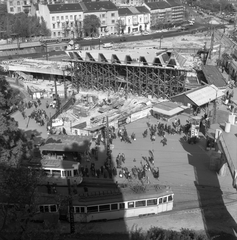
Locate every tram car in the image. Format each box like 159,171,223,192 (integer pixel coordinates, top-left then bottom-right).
68,185,174,222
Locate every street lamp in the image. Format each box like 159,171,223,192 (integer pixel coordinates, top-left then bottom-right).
71,31,75,50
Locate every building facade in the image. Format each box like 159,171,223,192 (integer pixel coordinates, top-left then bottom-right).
82,1,118,36
7,0,36,15
118,6,150,34
38,2,118,38
144,0,184,27
38,3,84,38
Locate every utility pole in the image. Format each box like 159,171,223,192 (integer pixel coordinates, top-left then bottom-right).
106,116,111,166
67,179,75,234
63,69,67,100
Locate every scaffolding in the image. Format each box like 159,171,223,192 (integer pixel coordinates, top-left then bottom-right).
68,59,188,99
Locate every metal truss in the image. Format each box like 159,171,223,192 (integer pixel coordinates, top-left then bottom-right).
69,60,187,98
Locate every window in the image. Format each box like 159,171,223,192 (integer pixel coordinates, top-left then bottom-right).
111,203,118,210
102,21,106,25
52,16,55,21
58,32,61,37
50,205,57,212
10,1,13,6
74,206,84,213
111,13,115,17
71,22,73,27
135,200,146,208
119,203,125,209
62,22,65,27
74,206,80,213
87,206,98,213
52,170,61,177
99,205,110,212
66,15,68,19
128,202,134,208
57,22,60,28
163,197,167,203
61,16,64,20
17,7,21,12
10,7,14,12
57,16,59,20
53,32,56,37
78,15,81,19
44,169,51,176
52,23,55,29
168,195,173,202
17,1,20,5
39,205,50,213
112,20,115,24
147,199,157,206
102,14,105,18
158,198,162,204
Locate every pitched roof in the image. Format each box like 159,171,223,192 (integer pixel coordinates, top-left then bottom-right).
136,6,150,14
201,65,227,88
82,1,117,12
48,3,83,13
167,0,182,7
145,1,172,10
118,8,133,16
128,6,140,14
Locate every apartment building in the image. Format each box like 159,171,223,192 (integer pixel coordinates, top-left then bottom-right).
144,0,184,27
81,1,118,36
38,3,84,38
111,0,143,7
7,0,36,15
118,6,150,34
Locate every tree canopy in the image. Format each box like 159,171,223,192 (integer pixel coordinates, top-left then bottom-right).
0,77,33,166
83,15,101,37
0,7,50,39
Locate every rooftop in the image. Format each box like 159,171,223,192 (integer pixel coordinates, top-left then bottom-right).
48,3,82,13
82,1,117,12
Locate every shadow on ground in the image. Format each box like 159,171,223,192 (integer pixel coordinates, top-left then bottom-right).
179,137,237,240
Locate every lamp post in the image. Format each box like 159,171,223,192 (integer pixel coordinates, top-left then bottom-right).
71,31,75,50
62,67,67,100
41,39,48,61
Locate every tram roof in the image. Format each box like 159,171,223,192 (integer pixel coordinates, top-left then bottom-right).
73,185,173,205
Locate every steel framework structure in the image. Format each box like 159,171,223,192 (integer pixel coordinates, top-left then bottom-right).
68,60,188,98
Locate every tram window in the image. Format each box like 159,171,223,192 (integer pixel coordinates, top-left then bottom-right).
44,170,51,176
87,206,98,213
135,200,146,207
158,198,162,204
39,206,44,212
111,204,118,210
128,202,134,208
119,203,125,209
52,170,61,177
147,199,157,206
80,207,85,213
168,195,173,201
50,205,57,212
74,207,80,213
62,171,66,177
99,204,110,212
163,197,167,203
44,206,49,212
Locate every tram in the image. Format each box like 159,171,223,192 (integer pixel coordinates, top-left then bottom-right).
69,185,174,222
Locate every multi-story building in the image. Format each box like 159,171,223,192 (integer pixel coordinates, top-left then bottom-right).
7,0,36,15
38,3,84,38
81,1,118,36
111,0,143,7
38,1,118,38
118,6,150,34
144,0,184,27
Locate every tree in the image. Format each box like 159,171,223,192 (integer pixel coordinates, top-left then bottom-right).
83,15,101,37
115,19,126,35
0,76,33,166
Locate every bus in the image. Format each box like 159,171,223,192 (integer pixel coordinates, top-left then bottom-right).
68,184,174,222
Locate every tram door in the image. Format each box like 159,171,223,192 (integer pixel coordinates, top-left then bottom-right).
158,197,167,212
